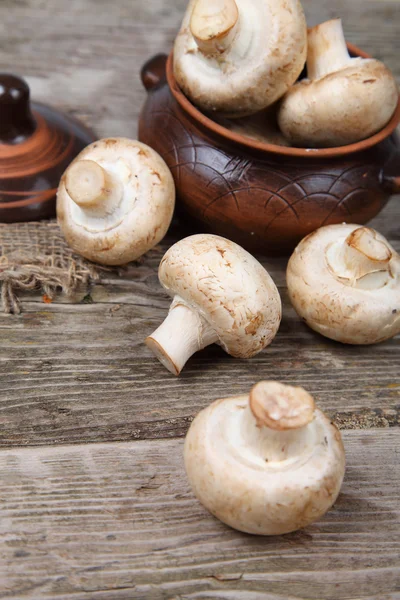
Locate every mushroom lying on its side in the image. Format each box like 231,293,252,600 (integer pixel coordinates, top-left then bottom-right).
146,234,282,375
287,224,400,344
173,0,307,117
278,19,399,147
185,381,345,535
57,138,175,265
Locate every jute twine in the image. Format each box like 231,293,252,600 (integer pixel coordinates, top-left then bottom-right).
0,220,103,314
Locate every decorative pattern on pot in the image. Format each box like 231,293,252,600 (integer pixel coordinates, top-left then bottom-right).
139,54,400,253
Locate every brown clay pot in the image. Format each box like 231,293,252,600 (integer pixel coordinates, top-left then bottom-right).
0,74,95,223
139,50,400,253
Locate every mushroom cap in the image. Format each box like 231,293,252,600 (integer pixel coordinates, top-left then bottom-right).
57,138,175,265
158,234,282,358
278,59,399,147
287,224,400,344
184,385,345,535
173,0,307,117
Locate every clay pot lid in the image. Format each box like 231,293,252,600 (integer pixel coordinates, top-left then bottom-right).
166,44,400,159
0,74,95,222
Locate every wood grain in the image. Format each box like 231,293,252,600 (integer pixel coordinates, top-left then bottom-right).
0,0,399,597
0,206,398,447
0,299,399,447
0,430,399,600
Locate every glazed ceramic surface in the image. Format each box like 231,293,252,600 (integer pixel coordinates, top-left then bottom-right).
0,74,95,222
139,51,400,252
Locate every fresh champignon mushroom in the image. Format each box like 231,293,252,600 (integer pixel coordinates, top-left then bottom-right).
57,138,175,265
287,224,400,344
146,234,281,375
278,19,399,147
184,380,345,535
173,0,307,117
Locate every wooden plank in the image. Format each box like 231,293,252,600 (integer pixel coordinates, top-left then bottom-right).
0,201,399,448
0,430,399,599
4,195,400,309
0,283,399,447
6,195,400,301
0,0,398,597
0,196,398,448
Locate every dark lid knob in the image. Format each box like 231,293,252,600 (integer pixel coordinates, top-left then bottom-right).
0,74,36,144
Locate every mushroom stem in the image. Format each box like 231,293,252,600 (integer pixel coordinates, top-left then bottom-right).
190,0,239,56
326,227,393,289
239,381,317,465
145,298,219,375
249,381,315,431
65,159,123,215
307,19,352,80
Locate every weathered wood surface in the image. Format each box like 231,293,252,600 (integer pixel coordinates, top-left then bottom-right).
1,278,399,447
0,0,399,598
1,206,399,448
1,431,399,600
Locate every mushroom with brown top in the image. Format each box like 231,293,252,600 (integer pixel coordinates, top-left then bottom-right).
184,380,345,535
57,138,175,265
146,234,282,375
287,224,400,344
278,19,399,147
173,0,307,117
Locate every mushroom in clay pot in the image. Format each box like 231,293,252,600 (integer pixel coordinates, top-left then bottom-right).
278,19,399,147
146,234,282,375
57,138,175,265
173,0,307,117
287,224,400,344
184,381,345,535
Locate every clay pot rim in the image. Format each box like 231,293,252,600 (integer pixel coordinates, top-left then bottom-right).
166,44,400,159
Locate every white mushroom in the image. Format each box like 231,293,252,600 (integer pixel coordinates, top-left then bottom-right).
278,19,399,147
184,380,345,535
173,0,307,117
57,138,175,265
146,234,282,375
287,224,400,344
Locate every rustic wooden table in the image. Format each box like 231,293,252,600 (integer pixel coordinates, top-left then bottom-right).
0,1,399,598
